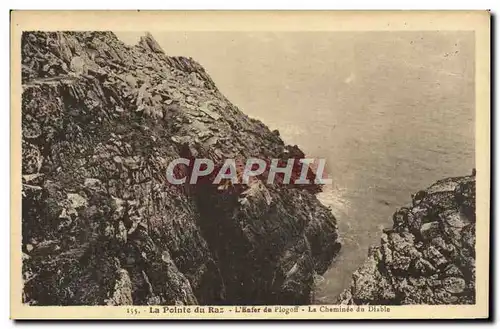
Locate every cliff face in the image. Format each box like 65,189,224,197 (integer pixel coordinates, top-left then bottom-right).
21,31,341,305
339,174,476,305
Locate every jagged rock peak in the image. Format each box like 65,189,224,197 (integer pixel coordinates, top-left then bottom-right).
137,32,165,54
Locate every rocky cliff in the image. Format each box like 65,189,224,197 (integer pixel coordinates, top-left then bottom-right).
21,31,341,305
338,174,476,305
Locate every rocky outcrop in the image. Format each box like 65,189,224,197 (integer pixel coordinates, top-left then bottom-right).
21,31,340,305
338,174,476,305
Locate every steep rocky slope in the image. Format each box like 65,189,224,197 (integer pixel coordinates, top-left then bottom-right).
21,31,341,305
338,174,476,305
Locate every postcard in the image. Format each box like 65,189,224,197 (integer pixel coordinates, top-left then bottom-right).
10,10,490,319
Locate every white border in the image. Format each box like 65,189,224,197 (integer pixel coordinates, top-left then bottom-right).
3,1,498,328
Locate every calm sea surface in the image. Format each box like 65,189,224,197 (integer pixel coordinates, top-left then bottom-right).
117,31,476,302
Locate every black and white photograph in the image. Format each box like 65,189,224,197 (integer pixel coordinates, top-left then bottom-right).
10,10,490,320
